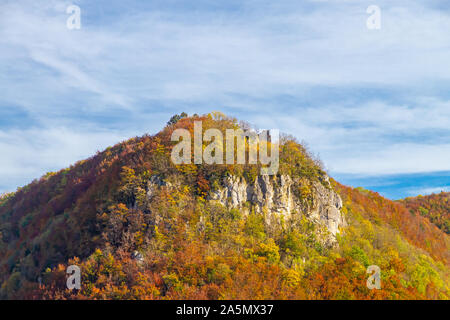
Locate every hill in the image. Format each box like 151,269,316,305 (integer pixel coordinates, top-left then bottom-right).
0,113,448,299
400,192,450,234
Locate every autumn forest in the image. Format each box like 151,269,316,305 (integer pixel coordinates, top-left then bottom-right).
0,113,448,300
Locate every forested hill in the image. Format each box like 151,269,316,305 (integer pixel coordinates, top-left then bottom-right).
0,113,448,299
400,192,450,234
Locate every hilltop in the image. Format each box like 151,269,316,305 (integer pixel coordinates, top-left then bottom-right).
0,113,448,299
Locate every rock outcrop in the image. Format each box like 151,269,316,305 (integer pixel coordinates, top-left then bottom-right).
146,173,345,245
207,174,345,243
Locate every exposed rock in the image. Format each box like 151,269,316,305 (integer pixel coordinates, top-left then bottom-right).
132,250,144,263
147,175,174,199
207,174,345,244
146,173,346,245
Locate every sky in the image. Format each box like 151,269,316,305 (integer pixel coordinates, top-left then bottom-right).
0,0,450,199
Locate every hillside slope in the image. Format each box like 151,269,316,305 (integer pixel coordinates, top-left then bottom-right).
400,192,450,234
0,113,448,299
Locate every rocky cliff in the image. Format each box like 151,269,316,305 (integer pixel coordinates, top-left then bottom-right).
207,174,345,244
148,173,345,245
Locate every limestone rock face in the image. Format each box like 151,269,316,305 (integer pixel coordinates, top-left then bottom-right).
146,173,345,244
208,174,345,243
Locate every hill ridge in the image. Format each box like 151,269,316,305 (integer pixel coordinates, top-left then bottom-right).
0,113,448,299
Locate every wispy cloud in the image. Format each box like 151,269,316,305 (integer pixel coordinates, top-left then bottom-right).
407,186,450,196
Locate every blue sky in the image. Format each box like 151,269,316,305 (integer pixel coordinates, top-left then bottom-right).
1,0,450,199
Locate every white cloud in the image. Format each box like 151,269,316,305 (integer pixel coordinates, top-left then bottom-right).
407,186,450,196
247,97,450,175
3,0,450,108
0,125,128,193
